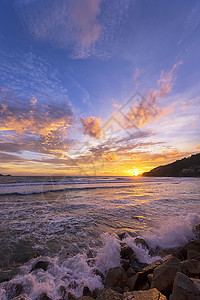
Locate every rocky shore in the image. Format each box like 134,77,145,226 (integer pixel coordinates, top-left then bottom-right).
2,223,200,300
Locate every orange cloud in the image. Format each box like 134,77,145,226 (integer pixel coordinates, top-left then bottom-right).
103,152,118,161
124,62,183,129
0,91,75,155
81,116,102,138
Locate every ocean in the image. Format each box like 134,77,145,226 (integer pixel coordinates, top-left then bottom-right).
0,176,200,299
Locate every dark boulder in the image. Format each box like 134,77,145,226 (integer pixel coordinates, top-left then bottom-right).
170,272,200,300
31,260,49,272
150,256,181,296
106,267,128,289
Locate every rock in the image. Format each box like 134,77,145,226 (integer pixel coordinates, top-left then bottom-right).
129,260,147,272
170,272,200,300
127,260,162,291
160,248,183,260
77,297,94,300
59,286,67,298
187,249,200,259
134,238,149,250
31,260,49,272
141,260,163,274
180,240,200,259
126,267,136,278
122,288,167,299
181,259,200,276
121,259,130,271
106,267,128,289
83,286,93,298
191,278,200,291
68,292,77,300
127,273,140,290
93,268,105,282
6,283,24,299
137,281,149,290
39,293,52,300
12,295,28,300
194,223,200,239
147,273,153,285
150,256,181,296
96,288,122,300
118,233,127,240
120,244,134,260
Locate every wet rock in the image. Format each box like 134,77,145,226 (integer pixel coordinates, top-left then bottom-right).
121,259,130,271
83,286,93,298
77,297,94,300
6,283,24,299
96,288,122,300
59,285,67,298
150,256,181,296
92,288,100,299
134,238,149,250
118,233,127,240
137,281,149,290
106,267,128,289
160,248,183,260
180,240,200,259
129,260,147,272
68,292,77,300
147,273,153,285
127,260,162,291
123,288,167,300
194,223,200,239
187,250,200,259
141,260,163,275
12,295,28,300
127,273,140,290
93,268,105,283
170,272,200,300
181,259,200,276
191,278,200,291
120,243,134,260
31,260,49,272
40,293,52,300
126,267,136,278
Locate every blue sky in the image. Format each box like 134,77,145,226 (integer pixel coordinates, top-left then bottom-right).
0,0,200,175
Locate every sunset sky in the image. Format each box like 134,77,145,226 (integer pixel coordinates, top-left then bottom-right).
0,0,200,176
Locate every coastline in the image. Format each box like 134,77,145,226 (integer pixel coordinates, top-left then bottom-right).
1,223,200,300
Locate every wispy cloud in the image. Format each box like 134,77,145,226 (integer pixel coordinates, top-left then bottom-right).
123,62,183,129
15,0,130,57
81,116,102,139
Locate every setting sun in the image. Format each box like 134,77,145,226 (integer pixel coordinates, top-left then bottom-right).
132,170,141,176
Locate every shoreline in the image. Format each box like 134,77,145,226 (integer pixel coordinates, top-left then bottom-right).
1,223,200,300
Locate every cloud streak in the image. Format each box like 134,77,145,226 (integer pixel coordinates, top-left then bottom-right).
123,62,183,129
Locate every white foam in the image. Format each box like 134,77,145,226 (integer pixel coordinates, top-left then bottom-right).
95,233,121,274
142,213,200,249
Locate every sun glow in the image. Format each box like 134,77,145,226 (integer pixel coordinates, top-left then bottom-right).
132,170,141,176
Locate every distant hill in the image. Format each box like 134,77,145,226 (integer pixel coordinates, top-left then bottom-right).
142,153,200,177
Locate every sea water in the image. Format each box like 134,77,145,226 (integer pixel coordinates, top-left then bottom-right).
0,176,199,299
